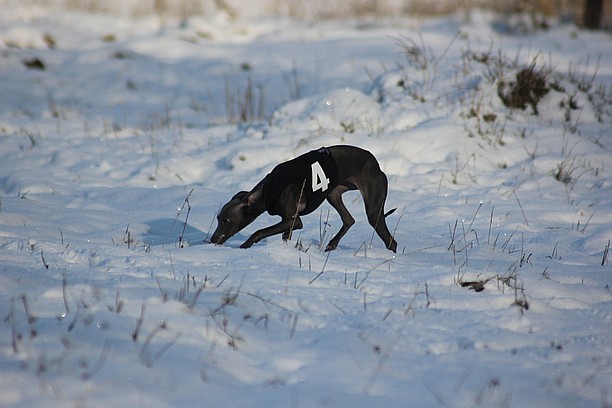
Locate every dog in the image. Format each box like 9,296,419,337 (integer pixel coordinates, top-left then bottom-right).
210,145,397,252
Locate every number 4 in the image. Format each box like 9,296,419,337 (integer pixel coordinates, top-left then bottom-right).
311,161,330,192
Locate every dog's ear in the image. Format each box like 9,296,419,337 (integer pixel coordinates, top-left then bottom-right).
243,188,262,207
232,191,249,201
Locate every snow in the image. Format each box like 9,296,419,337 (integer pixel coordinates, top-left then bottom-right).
1,3,611,407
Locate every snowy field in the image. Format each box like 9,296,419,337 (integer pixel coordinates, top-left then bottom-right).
1,2,611,407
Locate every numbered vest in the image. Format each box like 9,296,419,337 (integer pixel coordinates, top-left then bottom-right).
265,147,339,216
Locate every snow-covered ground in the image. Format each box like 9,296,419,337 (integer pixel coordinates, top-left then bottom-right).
1,3,611,407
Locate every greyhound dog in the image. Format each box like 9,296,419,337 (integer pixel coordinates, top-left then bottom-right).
210,145,397,252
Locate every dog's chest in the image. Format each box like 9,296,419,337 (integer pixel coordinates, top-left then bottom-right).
265,147,339,216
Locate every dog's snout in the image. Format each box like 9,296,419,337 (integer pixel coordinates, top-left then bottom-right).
210,233,225,245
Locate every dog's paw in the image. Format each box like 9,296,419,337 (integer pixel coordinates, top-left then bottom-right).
325,242,338,252
240,240,254,249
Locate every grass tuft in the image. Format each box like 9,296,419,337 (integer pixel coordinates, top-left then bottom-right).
602,240,610,266
497,59,551,115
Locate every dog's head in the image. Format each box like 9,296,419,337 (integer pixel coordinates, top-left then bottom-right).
210,189,263,245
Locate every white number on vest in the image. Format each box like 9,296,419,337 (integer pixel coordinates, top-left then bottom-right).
311,161,330,192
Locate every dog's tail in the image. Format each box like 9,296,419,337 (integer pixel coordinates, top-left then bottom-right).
384,208,397,218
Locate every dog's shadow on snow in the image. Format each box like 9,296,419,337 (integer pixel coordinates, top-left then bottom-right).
142,218,210,247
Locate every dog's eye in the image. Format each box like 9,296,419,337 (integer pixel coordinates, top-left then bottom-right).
222,218,230,224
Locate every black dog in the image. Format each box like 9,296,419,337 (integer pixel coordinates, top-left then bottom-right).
210,145,397,252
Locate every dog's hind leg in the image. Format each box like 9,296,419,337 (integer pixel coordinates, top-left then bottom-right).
325,184,355,251
362,173,398,253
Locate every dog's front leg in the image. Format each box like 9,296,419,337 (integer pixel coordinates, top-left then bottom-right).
240,216,303,248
